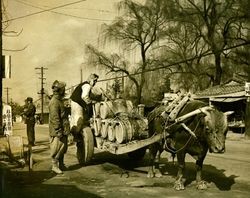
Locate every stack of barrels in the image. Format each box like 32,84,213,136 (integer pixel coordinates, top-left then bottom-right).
92,99,148,143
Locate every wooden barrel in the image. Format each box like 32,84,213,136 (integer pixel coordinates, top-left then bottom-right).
107,123,116,142
99,101,114,119
114,121,127,144
99,99,129,119
123,118,144,141
93,118,101,136
115,99,128,113
114,118,133,142
100,120,109,138
126,100,134,113
125,119,133,141
94,103,101,118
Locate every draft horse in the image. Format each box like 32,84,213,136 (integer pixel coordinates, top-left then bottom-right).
147,100,228,190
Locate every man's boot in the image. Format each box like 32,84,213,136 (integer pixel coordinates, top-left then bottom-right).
59,156,67,171
52,160,63,174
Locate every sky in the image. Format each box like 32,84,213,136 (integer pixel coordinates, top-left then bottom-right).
2,0,123,104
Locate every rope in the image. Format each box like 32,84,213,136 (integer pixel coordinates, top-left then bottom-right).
164,117,202,154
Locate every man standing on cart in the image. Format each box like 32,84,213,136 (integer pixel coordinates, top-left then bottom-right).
70,73,102,163
70,73,102,134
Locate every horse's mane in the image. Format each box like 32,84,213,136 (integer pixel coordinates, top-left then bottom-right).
178,100,208,117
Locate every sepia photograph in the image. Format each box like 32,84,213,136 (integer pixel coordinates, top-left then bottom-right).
1,0,250,197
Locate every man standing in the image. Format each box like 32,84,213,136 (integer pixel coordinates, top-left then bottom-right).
70,73,102,164
49,80,70,174
70,73,101,138
23,97,36,146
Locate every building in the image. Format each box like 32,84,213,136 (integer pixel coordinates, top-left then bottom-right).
194,79,247,133
34,95,71,124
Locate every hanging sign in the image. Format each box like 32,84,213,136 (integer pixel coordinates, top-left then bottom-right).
245,82,250,97
2,55,11,78
2,104,13,136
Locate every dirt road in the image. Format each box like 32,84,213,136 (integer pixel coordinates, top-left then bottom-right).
1,123,250,198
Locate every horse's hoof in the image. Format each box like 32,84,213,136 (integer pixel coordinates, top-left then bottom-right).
147,172,155,178
155,171,163,178
196,180,207,190
174,181,185,191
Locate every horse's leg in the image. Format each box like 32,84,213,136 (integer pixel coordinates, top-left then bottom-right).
196,156,207,190
174,152,185,190
154,146,164,178
147,143,158,178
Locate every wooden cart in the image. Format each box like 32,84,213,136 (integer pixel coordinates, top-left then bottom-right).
75,95,212,165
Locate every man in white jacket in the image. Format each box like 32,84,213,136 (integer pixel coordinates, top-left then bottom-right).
70,73,102,163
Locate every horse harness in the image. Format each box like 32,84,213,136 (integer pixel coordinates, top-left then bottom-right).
161,106,213,154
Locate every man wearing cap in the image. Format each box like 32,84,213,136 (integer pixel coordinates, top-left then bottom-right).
70,74,102,134
70,73,102,163
49,80,70,174
22,97,36,146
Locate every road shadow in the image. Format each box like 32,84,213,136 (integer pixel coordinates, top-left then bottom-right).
1,168,101,198
89,151,149,170
84,151,237,191
67,163,83,171
160,161,237,191
66,151,134,171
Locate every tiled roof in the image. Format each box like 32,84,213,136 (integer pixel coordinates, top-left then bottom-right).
195,81,245,97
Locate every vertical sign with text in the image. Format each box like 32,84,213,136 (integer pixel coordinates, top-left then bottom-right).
245,82,250,97
2,104,13,136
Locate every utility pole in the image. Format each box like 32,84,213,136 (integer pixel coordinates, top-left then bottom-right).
0,0,3,135
80,68,83,83
245,82,250,139
35,67,48,124
4,87,11,104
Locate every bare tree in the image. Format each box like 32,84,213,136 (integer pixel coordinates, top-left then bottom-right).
227,0,250,81
172,0,249,85
158,21,213,91
86,0,171,104
2,1,28,51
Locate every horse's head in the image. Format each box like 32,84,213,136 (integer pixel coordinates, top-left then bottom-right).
203,108,228,153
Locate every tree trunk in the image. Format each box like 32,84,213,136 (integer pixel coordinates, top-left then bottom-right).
138,45,147,105
136,85,142,105
245,97,250,139
214,53,222,86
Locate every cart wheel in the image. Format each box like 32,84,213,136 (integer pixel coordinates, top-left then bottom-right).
76,127,94,165
127,147,147,161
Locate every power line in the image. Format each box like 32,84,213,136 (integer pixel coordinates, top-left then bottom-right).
12,0,114,22
18,0,115,13
66,41,250,90
3,0,88,23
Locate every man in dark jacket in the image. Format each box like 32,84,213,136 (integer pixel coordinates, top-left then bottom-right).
49,80,70,174
23,97,36,146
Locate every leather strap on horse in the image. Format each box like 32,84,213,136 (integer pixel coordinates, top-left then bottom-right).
180,123,197,138
174,106,213,123
164,117,202,154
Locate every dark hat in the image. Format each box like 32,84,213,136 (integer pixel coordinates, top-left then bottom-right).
26,97,33,102
52,80,66,91
52,80,66,89
87,73,99,82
